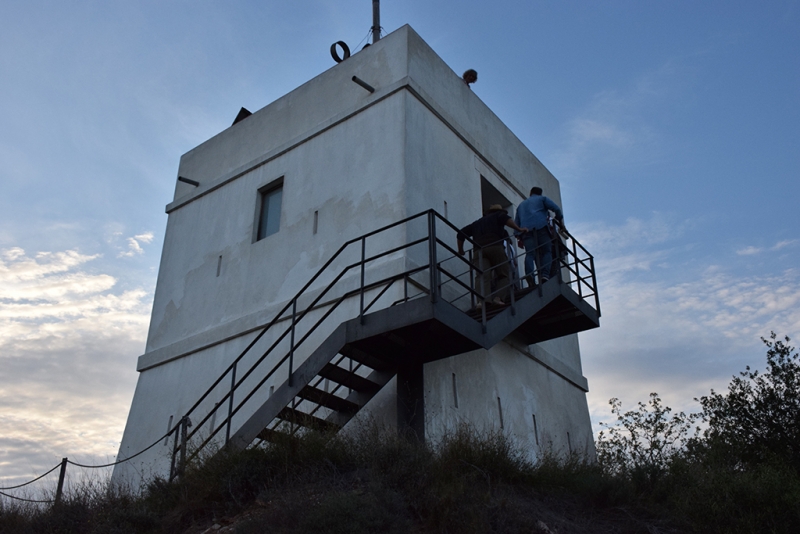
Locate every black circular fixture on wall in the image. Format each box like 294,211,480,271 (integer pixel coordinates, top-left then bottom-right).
330,41,351,63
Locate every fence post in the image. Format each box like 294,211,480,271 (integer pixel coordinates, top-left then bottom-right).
54,457,67,505
178,416,189,478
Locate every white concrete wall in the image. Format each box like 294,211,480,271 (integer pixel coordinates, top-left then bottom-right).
424,343,595,459
148,96,407,354
114,25,594,488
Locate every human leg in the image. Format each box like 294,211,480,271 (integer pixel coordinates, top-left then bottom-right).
484,245,509,302
522,235,537,287
534,227,553,283
475,249,493,304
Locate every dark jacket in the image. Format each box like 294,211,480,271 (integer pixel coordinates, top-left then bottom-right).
458,210,510,247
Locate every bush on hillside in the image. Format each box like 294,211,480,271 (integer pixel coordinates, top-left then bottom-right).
595,393,700,483
697,332,800,473
595,333,800,533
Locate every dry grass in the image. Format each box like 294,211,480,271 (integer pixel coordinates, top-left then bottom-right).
3,422,796,533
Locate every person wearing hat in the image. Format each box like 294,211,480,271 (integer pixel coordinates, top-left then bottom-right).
514,187,566,286
458,204,528,306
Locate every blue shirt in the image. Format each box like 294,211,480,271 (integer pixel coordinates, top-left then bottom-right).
514,194,563,231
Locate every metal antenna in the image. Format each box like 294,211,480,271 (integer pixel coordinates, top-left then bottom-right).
372,0,381,43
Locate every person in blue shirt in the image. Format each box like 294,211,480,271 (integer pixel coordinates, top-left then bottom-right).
514,187,566,286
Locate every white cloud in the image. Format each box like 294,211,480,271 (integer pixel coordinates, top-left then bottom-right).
736,239,797,256
772,239,797,251
575,216,800,431
134,232,154,244
569,118,633,149
1,247,98,283
0,248,150,489
117,231,154,258
551,59,689,178
737,246,761,256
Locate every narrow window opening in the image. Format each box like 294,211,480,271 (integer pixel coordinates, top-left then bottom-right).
269,385,274,398
313,210,319,234
324,378,330,393
216,255,222,277
256,183,283,241
164,415,174,446
452,373,459,408
497,397,504,429
532,414,539,445
567,432,572,453
443,200,448,219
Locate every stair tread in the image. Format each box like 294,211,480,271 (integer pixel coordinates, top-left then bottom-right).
463,286,542,321
276,406,341,432
298,385,360,413
339,344,394,371
318,363,381,393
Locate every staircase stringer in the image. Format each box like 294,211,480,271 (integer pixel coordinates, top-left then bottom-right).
227,323,349,451
226,277,594,452
476,281,600,348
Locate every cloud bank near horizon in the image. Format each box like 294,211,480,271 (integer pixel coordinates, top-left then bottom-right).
0,246,151,488
576,215,800,425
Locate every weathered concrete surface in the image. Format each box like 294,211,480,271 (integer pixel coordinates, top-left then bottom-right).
113,25,593,488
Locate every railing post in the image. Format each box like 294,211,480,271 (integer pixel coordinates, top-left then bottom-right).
289,299,296,387
428,211,438,303
556,230,567,284
572,238,579,292
590,256,600,314
360,236,366,323
478,247,487,331
507,238,516,316
534,229,543,297
225,362,236,444
464,249,473,309
54,457,67,505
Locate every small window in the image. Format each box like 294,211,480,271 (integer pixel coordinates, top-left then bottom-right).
257,185,283,240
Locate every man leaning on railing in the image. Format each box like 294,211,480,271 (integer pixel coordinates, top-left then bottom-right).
457,204,528,308
514,187,567,288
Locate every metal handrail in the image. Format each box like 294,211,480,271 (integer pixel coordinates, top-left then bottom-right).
169,209,599,476
174,211,451,470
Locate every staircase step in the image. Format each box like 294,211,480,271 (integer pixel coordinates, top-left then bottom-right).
465,302,508,321
297,385,359,413
318,363,382,393
339,344,393,371
276,407,340,432
256,427,281,443
464,286,542,321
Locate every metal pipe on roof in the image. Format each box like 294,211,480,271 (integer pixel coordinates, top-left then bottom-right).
372,0,381,43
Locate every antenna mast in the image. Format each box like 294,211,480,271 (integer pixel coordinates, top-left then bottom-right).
372,0,381,43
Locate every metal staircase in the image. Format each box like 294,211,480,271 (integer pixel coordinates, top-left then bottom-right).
167,210,600,480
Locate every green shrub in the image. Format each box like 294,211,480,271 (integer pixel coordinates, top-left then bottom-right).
698,332,800,474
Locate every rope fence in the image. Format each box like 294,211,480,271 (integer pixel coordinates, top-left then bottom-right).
0,426,176,506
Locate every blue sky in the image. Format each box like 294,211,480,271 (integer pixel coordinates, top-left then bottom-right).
1,1,798,489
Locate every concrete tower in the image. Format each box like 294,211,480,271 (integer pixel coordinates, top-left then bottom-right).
112,25,600,487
